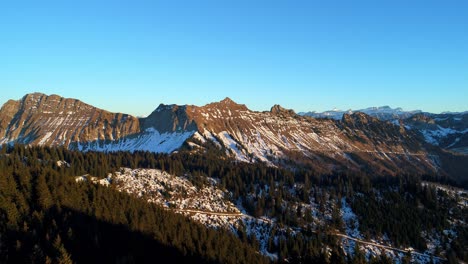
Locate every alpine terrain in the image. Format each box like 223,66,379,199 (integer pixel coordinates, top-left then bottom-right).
0,93,466,263
1,93,463,178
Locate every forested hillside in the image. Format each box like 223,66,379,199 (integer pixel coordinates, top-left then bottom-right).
0,145,268,264
0,145,466,263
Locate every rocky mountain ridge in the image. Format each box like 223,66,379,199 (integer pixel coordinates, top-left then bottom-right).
301,106,468,154
0,93,140,146
0,93,466,180
404,112,468,154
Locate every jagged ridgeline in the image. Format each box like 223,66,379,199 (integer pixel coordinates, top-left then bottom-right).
0,93,467,185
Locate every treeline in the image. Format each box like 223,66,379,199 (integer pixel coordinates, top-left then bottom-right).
0,145,268,264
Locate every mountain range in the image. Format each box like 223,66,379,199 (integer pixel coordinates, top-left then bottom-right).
1,93,467,263
300,106,423,121
301,106,468,155
1,93,467,183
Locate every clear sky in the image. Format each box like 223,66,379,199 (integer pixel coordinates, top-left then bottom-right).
1,0,467,116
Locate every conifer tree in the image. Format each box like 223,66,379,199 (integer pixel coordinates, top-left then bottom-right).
35,174,53,210
53,235,73,264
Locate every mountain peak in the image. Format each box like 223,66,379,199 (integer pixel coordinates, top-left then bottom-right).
203,97,249,112
20,93,85,108
378,105,391,109
220,97,236,104
22,92,46,102
270,104,296,116
154,103,181,113
23,92,46,97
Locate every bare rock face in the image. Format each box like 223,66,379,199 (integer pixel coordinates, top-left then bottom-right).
0,99,21,138
270,104,296,116
142,104,197,133
0,93,140,146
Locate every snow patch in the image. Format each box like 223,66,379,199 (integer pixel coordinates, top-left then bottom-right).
56,160,70,168
192,131,207,143
217,131,249,162
341,197,362,239
38,132,53,145
202,129,221,148
421,126,468,145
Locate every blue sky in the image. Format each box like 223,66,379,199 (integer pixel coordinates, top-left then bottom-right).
1,0,467,116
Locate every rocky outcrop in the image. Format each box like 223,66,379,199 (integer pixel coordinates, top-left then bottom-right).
270,104,296,116
142,104,197,133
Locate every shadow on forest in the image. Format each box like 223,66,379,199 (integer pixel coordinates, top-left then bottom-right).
9,206,213,264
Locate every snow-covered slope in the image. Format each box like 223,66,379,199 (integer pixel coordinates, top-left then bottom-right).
73,128,194,153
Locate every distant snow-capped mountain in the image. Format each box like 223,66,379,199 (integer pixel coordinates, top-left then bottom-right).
300,106,422,121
